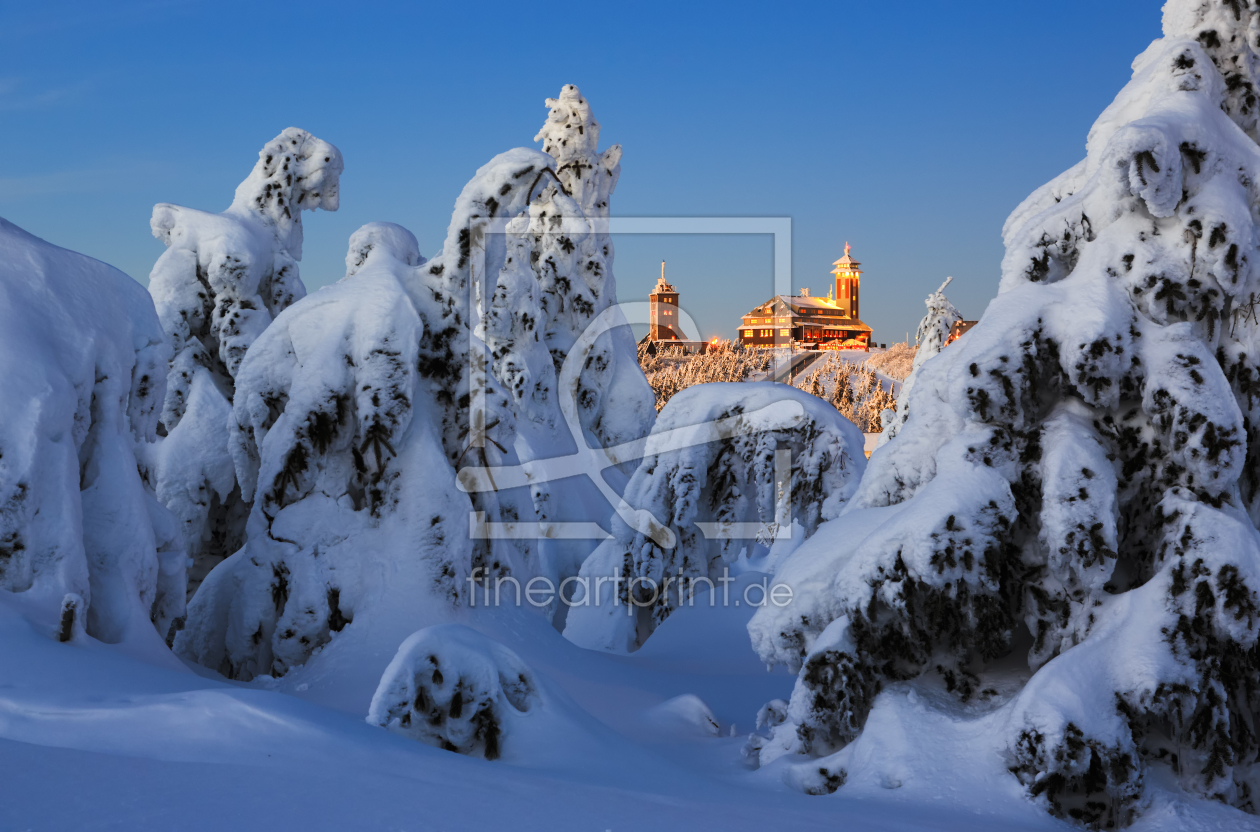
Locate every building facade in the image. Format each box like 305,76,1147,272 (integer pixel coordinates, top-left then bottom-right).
736,243,872,350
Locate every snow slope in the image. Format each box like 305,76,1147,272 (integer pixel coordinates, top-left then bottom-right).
0,581,1102,832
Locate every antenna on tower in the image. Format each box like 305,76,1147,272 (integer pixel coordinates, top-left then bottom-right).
661,260,665,281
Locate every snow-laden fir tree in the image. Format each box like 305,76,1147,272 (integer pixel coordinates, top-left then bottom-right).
0,218,183,646
143,128,343,596
565,383,866,652
173,221,532,679
747,2,1260,824
176,87,654,679
877,276,961,447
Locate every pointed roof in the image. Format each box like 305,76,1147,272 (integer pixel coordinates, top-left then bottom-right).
832,241,861,270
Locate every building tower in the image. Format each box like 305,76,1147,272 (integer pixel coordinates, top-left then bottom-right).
649,260,681,340
831,242,862,319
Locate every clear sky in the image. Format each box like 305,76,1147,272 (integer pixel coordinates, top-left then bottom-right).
1,0,1163,343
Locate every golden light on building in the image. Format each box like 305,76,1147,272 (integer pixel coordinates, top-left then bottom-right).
648,261,681,341
831,241,862,320
735,242,872,350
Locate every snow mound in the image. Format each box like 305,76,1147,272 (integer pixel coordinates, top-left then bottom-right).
368,624,541,760
643,694,722,738
0,217,180,646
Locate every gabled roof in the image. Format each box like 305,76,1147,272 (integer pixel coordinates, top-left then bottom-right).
740,295,871,332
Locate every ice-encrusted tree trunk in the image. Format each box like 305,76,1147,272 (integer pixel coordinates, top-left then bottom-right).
747,3,1260,825
144,128,343,598
0,218,183,645
565,383,866,652
877,277,961,447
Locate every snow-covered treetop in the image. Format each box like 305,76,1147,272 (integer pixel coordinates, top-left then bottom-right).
228,127,344,259
346,221,426,277
535,84,603,171
913,277,961,366
534,85,622,215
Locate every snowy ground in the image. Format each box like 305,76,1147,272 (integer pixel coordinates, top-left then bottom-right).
2,578,1242,831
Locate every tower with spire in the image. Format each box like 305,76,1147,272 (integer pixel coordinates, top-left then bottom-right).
648,260,681,341
735,241,872,350
832,242,862,320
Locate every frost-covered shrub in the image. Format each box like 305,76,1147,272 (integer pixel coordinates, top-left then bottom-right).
878,277,961,447
747,2,1260,824
367,624,541,760
144,128,343,593
0,218,183,645
862,341,916,382
565,383,865,652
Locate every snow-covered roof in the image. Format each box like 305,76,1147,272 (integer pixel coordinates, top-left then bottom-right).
832,242,861,270
741,295,871,330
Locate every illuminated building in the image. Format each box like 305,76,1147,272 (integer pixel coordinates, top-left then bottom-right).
736,243,873,350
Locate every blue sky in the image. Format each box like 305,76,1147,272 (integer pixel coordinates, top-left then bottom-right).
1,0,1162,342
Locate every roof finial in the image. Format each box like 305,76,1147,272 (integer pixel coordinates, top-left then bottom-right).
844,241,851,256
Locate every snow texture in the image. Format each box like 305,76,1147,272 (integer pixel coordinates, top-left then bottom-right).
747,2,1260,824
565,382,865,652
0,217,181,646
144,128,343,595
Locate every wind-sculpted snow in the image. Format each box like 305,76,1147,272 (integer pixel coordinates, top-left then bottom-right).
746,2,1260,824
368,624,541,760
565,383,865,652
145,128,343,593
0,218,182,645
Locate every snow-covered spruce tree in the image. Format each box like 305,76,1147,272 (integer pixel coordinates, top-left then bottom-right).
877,276,961,447
176,87,654,678
565,383,866,652
0,217,183,645
174,222,533,679
526,85,652,455
748,3,1260,823
144,128,343,595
